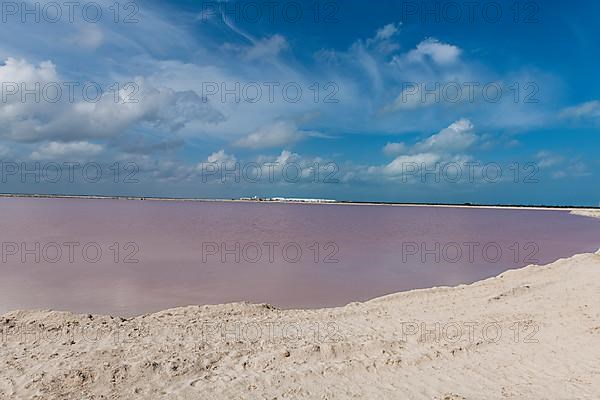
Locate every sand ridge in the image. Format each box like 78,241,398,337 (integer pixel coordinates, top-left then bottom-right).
1,247,600,399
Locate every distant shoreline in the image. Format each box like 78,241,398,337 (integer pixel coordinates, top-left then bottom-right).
0,192,598,212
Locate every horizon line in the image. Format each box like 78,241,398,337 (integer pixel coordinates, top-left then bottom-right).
0,192,598,210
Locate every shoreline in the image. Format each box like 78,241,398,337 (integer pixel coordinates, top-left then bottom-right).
3,205,600,316
2,247,600,398
4,245,600,318
1,192,599,212
0,208,598,319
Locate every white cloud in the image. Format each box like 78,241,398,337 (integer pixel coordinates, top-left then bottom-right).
366,22,401,54
254,149,327,183
363,119,479,182
218,13,289,61
536,151,564,168
245,35,289,60
383,142,406,156
194,149,238,178
191,149,330,185
406,38,461,65
30,141,104,160
0,60,225,143
560,101,600,119
382,152,442,175
413,118,476,153
379,39,468,113
2,57,55,79
375,23,400,41
207,149,236,164
233,121,314,149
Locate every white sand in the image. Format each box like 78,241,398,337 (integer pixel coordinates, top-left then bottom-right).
1,245,600,399
571,209,600,219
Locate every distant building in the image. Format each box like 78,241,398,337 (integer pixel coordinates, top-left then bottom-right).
238,196,336,203
269,197,336,203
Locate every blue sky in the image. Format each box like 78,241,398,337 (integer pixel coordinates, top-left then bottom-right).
0,0,598,205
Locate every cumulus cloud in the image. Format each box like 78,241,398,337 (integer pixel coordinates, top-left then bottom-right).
0,59,225,143
0,57,57,85
381,152,442,176
192,149,238,180
0,2,573,199
383,142,407,156
365,119,478,181
207,149,237,165
253,149,332,183
405,38,461,65
190,148,333,185
413,118,477,153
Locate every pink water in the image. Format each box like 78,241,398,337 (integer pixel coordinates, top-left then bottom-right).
0,197,599,316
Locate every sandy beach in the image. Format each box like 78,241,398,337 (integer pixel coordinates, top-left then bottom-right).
1,205,600,400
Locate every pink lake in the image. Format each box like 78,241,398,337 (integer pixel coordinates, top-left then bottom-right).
0,197,599,316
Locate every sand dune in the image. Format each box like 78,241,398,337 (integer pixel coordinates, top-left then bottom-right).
1,246,600,399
